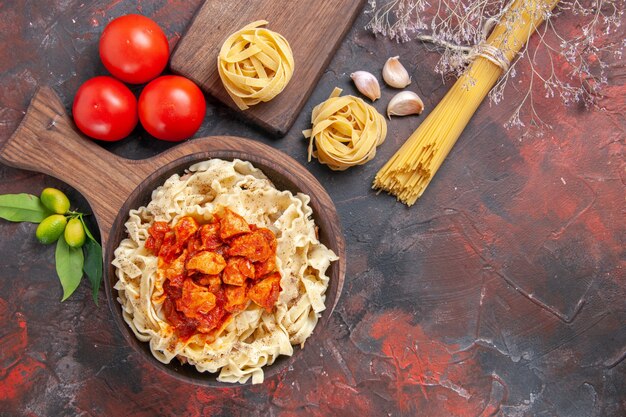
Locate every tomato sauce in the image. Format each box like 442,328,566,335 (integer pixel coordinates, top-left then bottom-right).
146,208,282,340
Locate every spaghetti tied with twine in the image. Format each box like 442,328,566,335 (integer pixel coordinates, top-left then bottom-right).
373,0,560,206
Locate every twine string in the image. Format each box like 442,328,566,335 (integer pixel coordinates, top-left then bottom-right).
467,42,512,72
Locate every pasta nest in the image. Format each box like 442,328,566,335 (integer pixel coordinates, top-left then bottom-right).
303,88,387,171
217,20,294,110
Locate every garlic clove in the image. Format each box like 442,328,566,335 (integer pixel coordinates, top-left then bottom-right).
382,56,411,88
387,91,424,118
350,71,381,101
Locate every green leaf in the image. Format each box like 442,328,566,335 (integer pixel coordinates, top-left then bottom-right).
79,216,103,304
56,234,84,301
79,215,96,241
83,238,103,305
0,193,52,223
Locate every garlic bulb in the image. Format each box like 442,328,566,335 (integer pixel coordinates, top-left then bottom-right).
350,71,381,101
387,91,424,118
382,56,411,88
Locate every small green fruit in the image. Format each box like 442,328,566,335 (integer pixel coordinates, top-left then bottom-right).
64,218,86,248
40,188,70,214
36,214,67,244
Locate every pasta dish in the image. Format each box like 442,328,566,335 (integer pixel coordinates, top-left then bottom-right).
112,159,337,384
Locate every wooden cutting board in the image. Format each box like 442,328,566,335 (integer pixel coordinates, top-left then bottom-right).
0,87,345,272
0,86,346,385
170,0,365,136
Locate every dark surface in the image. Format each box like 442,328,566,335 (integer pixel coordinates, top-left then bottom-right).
0,1,624,416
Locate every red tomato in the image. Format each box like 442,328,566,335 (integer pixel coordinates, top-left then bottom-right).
72,76,138,141
138,76,206,141
99,14,169,84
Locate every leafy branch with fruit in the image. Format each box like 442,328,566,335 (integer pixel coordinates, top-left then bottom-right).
0,188,102,303
0,15,206,306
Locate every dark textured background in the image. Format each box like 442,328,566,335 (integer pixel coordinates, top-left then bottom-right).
1,1,624,416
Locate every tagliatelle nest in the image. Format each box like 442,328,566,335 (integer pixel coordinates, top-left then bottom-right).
217,20,295,110
303,88,387,171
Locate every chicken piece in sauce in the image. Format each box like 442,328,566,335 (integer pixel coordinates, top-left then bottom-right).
163,250,188,281
195,274,222,293
248,272,281,312
223,257,255,286
145,221,169,254
223,284,249,313
219,208,250,240
256,227,277,252
186,251,226,275
199,222,221,250
174,216,199,246
176,279,217,319
228,231,272,262
254,256,276,279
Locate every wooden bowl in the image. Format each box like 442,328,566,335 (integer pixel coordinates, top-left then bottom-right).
0,87,346,387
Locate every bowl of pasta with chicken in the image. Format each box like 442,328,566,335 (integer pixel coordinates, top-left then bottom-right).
104,138,345,386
